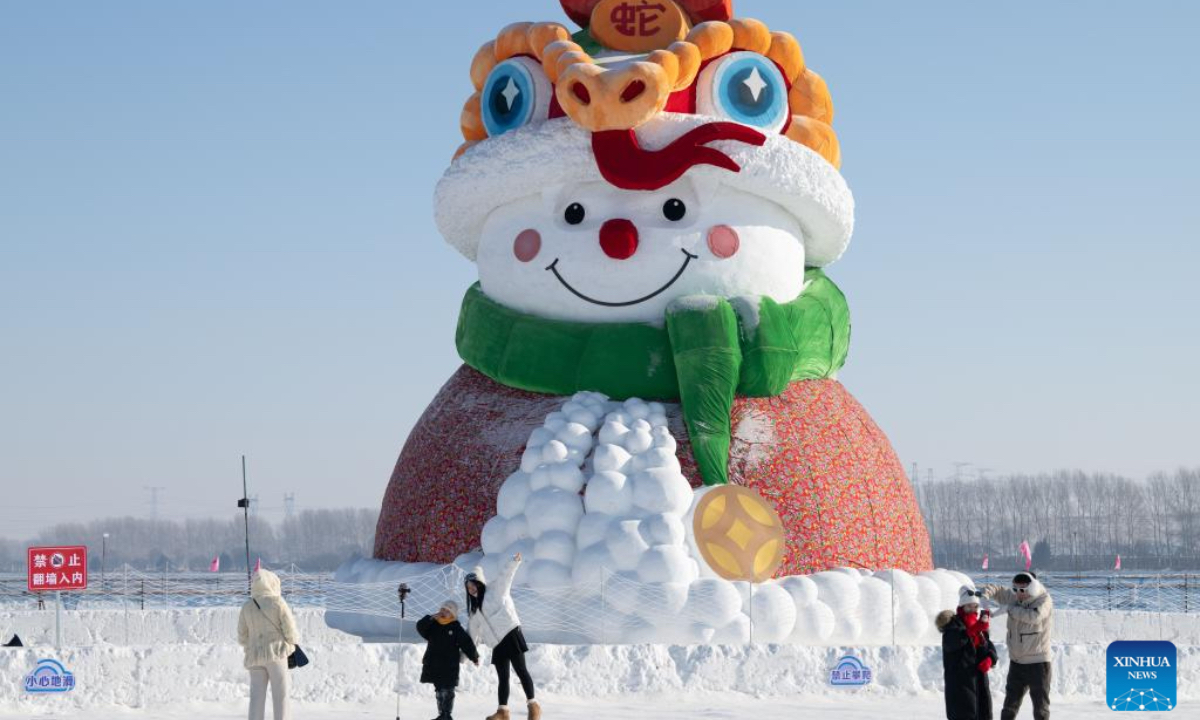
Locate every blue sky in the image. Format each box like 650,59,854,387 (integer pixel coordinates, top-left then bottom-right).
1,2,1198,536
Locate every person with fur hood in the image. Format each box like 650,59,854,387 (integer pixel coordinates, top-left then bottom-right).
465,553,540,720
417,599,480,720
938,588,999,720
981,572,1054,720
237,569,299,720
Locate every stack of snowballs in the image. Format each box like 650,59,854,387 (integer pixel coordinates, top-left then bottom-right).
468,392,975,645
478,392,698,591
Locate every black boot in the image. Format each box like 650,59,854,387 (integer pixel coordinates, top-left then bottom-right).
432,688,446,720
434,688,456,720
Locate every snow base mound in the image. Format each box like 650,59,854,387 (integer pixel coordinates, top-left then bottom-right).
327,555,974,646
2,641,1195,712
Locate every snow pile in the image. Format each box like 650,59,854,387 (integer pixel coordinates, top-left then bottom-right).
330,554,975,646
479,393,696,590
2,639,1196,712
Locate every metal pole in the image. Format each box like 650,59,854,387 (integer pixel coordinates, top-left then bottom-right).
600,568,607,645
123,564,130,646
396,583,409,720
1157,575,1163,641
891,573,896,647
748,584,754,645
242,455,252,594
55,591,62,649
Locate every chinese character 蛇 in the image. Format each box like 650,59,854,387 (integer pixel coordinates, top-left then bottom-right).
610,1,667,38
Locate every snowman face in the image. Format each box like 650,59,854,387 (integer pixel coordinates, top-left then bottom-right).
476,176,806,323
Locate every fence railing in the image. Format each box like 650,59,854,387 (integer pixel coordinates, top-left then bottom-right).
2,568,1197,615
1,568,1197,648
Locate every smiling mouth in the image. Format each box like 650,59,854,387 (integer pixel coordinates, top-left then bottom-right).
546,249,699,307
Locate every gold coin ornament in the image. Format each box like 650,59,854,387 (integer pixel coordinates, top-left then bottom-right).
692,484,785,582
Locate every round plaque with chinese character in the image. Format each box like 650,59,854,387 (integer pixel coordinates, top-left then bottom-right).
589,0,690,53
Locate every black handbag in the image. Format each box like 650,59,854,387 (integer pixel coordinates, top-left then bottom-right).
252,598,309,669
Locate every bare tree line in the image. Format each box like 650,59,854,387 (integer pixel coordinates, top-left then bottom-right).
916,468,1200,571
0,508,378,573
4,468,1198,574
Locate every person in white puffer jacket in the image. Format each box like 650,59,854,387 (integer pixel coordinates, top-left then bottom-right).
237,569,299,720
466,553,540,720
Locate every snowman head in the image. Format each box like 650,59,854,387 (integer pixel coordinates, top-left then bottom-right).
435,1,854,323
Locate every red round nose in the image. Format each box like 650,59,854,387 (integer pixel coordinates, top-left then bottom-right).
599,219,639,260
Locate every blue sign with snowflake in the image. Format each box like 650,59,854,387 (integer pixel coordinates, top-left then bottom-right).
23,659,75,693
1107,641,1176,712
828,655,872,686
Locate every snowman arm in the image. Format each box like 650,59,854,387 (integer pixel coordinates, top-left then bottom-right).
666,296,740,487
730,294,799,397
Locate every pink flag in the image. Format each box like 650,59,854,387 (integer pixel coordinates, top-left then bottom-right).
209,556,220,572
254,557,262,572
1115,555,1122,570
982,554,989,570
1018,541,1032,571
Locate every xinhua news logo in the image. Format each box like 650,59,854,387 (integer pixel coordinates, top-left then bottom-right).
1107,641,1176,712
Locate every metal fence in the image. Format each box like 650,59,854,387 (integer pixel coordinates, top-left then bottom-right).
2,568,1197,615
0,566,336,611
2,567,1197,649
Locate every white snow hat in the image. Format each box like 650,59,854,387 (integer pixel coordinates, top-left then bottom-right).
466,566,486,585
440,599,460,615
958,586,983,608
434,114,855,268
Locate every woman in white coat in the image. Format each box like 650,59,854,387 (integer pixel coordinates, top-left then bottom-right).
465,553,540,720
237,569,299,720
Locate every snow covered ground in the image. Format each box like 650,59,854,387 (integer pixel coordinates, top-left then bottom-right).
1,608,1196,717
0,695,1170,720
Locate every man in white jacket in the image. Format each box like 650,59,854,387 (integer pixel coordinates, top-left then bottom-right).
466,553,541,720
237,569,299,720
982,572,1054,720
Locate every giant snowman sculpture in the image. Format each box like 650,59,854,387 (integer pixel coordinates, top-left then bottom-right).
334,0,968,646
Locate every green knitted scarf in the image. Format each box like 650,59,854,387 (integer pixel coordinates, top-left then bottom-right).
455,268,851,487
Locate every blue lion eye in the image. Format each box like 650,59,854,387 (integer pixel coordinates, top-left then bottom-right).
696,51,790,133
481,57,552,138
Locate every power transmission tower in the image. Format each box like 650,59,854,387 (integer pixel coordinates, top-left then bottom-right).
143,486,166,520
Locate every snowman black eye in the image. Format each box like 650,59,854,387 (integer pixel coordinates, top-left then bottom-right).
663,199,687,222
564,203,586,225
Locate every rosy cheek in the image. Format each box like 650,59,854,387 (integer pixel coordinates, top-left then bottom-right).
707,225,740,259
513,229,542,263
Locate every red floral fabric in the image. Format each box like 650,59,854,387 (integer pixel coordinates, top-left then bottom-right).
374,365,933,575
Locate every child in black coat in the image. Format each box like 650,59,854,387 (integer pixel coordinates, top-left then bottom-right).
417,600,480,720
938,588,1000,720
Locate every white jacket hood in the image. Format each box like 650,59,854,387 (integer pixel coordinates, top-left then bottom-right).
251,569,282,599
